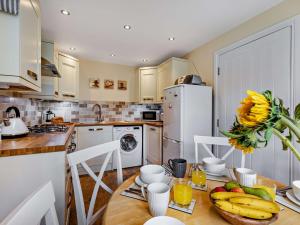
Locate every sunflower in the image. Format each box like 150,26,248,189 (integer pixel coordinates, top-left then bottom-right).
237,90,271,127
229,138,254,154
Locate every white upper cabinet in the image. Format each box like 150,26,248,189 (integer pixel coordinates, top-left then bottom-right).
139,67,158,103
157,58,190,101
0,0,41,91
58,53,79,101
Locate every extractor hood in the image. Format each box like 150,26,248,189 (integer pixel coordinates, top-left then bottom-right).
41,41,61,78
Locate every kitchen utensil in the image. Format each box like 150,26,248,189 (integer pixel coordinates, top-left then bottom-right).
45,110,55,122
202,157,226,174
292,180,300,200
143,216,185,225
168,158,187,178
234,168,257,187
141,183,170,217
135,175,171,187
1,106,29,137
140,165,165,184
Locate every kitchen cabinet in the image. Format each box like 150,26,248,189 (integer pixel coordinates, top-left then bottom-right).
77,126,113,172
139,67,158,103
0,0,41,91
157,57,190,101
144,125,162,165
58,53,79,101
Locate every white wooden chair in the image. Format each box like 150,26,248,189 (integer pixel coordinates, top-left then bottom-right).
67,140,123,225
194,135,245,168
1,181,59,225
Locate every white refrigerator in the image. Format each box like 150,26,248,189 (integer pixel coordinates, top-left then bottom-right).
162,84,212,163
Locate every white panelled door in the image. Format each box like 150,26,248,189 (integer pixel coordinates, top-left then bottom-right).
216,26,292,184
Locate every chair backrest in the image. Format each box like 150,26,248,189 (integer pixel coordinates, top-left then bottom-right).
67,140,123,225
194,135,236,162
1,182,59,225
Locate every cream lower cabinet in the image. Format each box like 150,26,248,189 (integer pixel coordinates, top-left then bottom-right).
77,126,113,173
144,125,162,165
139,67,158,103
58,53,79,101
0,0,41,91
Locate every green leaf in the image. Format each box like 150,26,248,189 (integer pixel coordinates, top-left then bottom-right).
295,103,300,122
220,130,242,138
264,128,273,143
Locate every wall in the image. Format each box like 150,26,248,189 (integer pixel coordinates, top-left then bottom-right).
184,0,300,86
79,59,138,102
0,95,161,126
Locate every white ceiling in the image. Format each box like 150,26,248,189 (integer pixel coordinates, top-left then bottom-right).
41,0,284,67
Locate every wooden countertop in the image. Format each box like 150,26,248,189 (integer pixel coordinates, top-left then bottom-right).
0,124,75,157
75,121,163,127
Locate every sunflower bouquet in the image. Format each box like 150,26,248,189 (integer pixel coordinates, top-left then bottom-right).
222,90,300,161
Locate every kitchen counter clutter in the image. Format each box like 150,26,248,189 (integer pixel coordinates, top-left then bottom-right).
75,121,163,127
0,124,75,157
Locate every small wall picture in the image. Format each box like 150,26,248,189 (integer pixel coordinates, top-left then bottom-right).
118,80,127,90
89,78,100,88
104,79,114,89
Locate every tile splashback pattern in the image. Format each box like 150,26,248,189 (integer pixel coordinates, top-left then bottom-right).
0,96,161,126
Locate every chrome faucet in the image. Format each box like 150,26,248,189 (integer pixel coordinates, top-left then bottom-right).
92,104,103,122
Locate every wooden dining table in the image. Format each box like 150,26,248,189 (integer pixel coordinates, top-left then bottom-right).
102,169,300,225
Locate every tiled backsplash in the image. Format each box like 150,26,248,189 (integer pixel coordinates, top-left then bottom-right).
0,96,161,126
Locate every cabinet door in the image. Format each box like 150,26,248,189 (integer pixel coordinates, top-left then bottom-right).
146,126,162,165
77,126,113,170
157,62,172,102
140,68,157,102
58,54,78,100
20,0,41,88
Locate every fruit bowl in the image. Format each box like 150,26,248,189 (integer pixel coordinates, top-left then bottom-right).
209,192,278,225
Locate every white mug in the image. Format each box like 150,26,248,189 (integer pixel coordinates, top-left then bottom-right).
234,168,257,187
142,182,170,217
292,180,300,200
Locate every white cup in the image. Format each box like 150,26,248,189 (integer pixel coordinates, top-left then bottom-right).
234,168,257,187
140,165,165,184
292,180,300,200
142,182,170,217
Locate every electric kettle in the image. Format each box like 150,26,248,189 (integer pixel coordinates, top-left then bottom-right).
1,106,29,137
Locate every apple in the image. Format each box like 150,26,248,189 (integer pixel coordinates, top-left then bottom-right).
231,187,245,193
213,186,227,193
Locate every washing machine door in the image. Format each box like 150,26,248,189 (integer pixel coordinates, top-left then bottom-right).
120,134,138,153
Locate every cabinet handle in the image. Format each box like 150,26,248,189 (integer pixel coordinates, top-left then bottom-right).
54,91,59,95
27,70,38,81
62,93,75,98
96,128,103,131
150,127,156,131
88,128,95,131
143,97,154,101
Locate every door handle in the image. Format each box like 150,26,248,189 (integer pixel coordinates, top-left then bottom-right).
168,104,172,109
27,70,38,81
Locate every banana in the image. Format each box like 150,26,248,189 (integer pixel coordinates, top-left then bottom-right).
215,200,273,220
211,192,260,200
229,197,280,213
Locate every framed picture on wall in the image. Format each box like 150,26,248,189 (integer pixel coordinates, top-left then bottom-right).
118,80,127,90
89,78,100,88
104,79,114,89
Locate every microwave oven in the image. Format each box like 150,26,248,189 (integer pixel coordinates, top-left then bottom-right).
142,111,160,121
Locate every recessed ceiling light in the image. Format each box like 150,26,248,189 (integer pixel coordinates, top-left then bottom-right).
60,9,70,15
168,37,175,41
111,54,115,57
69,47,76,51
142,59,148,62
124,25,132,30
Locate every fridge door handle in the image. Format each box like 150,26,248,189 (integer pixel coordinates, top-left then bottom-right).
171,139,180,144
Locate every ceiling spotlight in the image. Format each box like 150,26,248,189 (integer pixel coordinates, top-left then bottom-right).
168,37,175,41
60,9,70,15
124,25,132,30
69,47,76,51
111,54,115,57
142,59,148,62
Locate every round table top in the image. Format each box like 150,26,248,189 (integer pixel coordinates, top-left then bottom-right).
102,170,299,225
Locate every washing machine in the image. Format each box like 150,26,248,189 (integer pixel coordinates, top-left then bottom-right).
113,126,143,169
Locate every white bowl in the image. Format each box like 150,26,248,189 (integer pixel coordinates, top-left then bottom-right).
140,165,165,184
144,216,185,225
292,180,300,200
202,157,226,174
